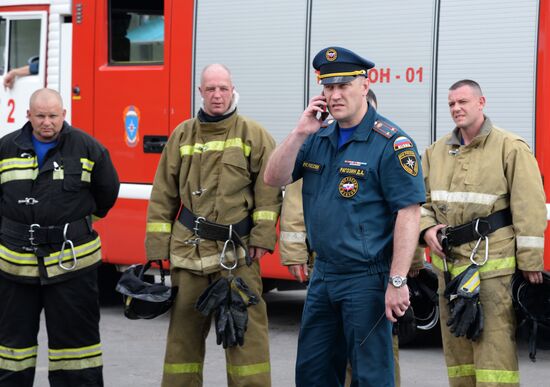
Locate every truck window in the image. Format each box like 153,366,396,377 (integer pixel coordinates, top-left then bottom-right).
109,0,164,64
8,19,40,70
0,17,5,74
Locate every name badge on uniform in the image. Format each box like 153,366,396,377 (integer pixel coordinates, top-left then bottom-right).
398,150,418,176
302,161,323,174
338,166,366,179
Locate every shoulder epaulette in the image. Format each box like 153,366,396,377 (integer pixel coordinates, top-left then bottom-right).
372,119,397,139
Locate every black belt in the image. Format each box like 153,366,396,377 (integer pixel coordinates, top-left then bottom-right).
178,207,252,265
1,216,93,247
439,208,512,251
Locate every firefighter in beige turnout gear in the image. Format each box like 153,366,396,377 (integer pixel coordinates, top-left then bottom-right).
420,80,546,387
145,64,281,387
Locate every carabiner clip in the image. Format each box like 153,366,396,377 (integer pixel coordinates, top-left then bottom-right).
219,224,238,271
58,223,77,271
469,219,489,266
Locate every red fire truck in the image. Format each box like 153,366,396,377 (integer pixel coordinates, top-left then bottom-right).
1,0,549,293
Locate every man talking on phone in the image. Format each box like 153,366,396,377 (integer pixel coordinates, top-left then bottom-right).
264,47,425,386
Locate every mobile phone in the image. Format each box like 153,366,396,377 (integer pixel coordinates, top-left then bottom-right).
319,92,329,121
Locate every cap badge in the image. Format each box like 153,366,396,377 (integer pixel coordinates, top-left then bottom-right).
326,48,337,62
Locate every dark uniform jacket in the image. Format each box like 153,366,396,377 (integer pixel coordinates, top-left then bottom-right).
293,105,425,275
0,121,119,284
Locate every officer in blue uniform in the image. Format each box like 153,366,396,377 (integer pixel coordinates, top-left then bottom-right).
264,46,425,386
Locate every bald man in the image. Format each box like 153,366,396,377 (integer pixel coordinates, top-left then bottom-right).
0,88,119,386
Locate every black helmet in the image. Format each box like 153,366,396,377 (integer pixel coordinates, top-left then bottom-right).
511,271,550,361
408,264,439,331
115,260,178,320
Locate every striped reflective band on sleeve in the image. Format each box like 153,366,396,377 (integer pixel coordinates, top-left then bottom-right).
476,369,519,384
0,344,38,372
447,363,475,378
146,222,172,233
279,231,306,243
180,138,251,157
516,236,544,249
163,362,203,374
252,210,278,222
227,362,270,377
431,190,498,206
48,343,102,371
431,254,516,278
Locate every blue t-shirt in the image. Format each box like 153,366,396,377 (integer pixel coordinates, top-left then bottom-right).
32,136,57,168
338,125,358,148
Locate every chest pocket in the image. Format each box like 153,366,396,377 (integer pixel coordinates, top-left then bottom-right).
61,158,84,192
301,161,324,195
336,165,369,200
220,147,251,191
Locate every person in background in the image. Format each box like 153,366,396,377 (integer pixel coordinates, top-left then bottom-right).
3,56,39,89
265,46,425,386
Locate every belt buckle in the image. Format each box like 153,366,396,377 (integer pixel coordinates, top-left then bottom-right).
28,223,40,246
193,216,205,237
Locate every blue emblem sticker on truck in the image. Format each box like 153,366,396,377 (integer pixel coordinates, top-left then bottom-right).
123,105,140,148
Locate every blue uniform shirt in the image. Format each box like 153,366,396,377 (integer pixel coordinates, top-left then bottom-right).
292,105,425,274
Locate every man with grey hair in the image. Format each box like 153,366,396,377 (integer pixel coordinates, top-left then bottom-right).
145,64,281,386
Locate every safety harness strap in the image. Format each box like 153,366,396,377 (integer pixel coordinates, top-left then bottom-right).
178,207,252,264
441,208,512,249
1,216,92,246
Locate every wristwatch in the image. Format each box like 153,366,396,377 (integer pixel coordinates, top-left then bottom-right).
389,275,408,288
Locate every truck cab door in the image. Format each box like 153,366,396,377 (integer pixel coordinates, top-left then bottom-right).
0,9,47,136
78,0,170,184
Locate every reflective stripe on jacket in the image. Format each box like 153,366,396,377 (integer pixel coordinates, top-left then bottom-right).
145,111,282,274
0,122,120,283
420,117,546,278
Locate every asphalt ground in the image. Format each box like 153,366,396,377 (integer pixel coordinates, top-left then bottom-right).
32,290,549,386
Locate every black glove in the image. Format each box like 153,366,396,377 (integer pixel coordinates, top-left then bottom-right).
230,276,259,307
215,302,238,348
444,264,483,340
230,290,249,346
195,277,230,316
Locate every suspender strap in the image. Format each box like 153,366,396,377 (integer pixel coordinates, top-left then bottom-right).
442,208,512,248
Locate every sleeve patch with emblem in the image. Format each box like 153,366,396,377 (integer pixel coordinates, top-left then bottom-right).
393,136,413,151
398,150,418,176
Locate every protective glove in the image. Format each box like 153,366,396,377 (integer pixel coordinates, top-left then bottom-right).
227,276,260,346
215,302,238,348
444,264,483,340
230,290,249,346
467,300,484,341
195,277,230,316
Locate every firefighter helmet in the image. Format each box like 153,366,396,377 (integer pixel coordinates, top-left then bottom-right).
511,271,550,361
115,260,178,320
511,271,550,325
408,264,439,331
